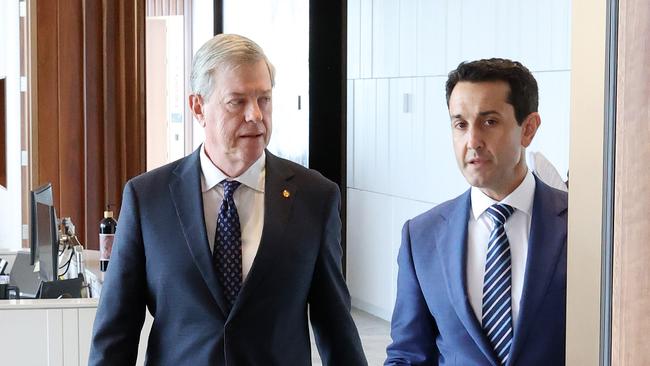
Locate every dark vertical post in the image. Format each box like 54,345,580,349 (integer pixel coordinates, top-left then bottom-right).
309,0,347,274
213,0,223,35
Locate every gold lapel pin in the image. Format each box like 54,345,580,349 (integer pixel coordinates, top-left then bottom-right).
282,189,290,198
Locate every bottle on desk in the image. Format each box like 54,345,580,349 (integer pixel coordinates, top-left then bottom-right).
99,206,117,272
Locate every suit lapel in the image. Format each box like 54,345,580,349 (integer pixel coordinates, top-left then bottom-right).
435,191,498,366
230,151,296,315
508,178,567,364
169,149,230,318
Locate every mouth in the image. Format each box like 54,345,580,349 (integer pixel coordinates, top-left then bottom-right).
240,132,264,139
466,157,489,166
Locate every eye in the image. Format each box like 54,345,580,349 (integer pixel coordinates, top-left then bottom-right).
484,119,497,126
227,99,243,107
259,96,271,104
453,120,468,130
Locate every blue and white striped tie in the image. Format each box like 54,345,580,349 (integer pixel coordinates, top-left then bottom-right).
482,203,515,365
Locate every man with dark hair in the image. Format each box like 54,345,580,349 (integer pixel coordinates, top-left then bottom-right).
385,58,567,365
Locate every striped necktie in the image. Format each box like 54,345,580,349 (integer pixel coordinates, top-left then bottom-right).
214,180,242,310
482,203,515,365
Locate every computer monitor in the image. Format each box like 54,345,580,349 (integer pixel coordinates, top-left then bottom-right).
30,183,59,282
30,183,53,265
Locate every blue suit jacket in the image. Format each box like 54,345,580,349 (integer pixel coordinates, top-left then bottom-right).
386,177,567,365
89,149,367,365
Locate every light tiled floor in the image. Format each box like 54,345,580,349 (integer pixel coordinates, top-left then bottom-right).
311,308,391,365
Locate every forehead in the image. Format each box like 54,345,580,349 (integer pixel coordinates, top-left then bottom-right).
448,81,511,112
213,60,272,94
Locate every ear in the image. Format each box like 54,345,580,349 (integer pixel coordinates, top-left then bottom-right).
189,94,206,127
520,112,541,147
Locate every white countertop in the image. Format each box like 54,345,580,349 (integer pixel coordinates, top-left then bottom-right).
0,298,99,309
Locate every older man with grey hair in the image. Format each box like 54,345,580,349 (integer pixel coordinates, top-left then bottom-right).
89,34,367,366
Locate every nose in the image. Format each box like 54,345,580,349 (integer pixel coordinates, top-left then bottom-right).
466,124,484,151
245,100,263,124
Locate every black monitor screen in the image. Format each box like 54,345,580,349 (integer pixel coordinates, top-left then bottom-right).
36,202,58,282
30,183,53,266
30,183,58,282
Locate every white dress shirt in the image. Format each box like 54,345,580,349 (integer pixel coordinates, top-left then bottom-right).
200,145,265,280
466,170,536,327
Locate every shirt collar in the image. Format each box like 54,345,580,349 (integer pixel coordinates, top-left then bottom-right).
200,144,266,193
470,169,536,220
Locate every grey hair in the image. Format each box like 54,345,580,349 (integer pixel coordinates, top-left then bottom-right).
190,34,275,99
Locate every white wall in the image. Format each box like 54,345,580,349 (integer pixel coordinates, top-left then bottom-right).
190,0,214,151
0,0,23,250
347,0,572,320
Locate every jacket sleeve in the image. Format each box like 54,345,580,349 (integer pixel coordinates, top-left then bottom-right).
88,181,147,366
384,220,439,365
308,183,368,366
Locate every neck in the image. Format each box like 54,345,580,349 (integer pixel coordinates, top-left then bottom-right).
205,149,256,178
481,165,528,201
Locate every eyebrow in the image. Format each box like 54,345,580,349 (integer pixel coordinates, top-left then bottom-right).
451,110,501,119
478,110,501,116
225,90,272,97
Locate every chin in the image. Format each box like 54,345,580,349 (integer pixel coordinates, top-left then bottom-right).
241,146,265,162
463,173,489,189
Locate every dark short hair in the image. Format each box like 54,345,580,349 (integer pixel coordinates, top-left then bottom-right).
445,58,538,125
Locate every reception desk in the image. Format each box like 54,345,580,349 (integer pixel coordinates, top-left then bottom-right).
0,250,152,366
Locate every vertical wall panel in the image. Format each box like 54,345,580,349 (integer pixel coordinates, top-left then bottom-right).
534,1,553,71
374,79,391,193
550,0,571,70
399,0,417,76
347,188,394,319
57,0,85,239
518,0,539,69
359,0,373,78
460,0,497,64
444,0,462,71
353,79,377,191
372,0,399,77
347,0,361,79
612,0,650,364
36,0,61,208
347,80,355,187
416,0,446,76
387,77,414,199
494,0,520,62
83,0,106,246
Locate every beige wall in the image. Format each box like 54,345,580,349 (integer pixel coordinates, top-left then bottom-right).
567,0,608,364
145,18,168,171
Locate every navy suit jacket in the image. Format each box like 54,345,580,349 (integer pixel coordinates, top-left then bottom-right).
89,149,367,365
385,177,567,366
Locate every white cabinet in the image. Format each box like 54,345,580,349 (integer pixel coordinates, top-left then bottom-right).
0,299,152,366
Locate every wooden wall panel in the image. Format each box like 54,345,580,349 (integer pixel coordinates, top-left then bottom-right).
57,0,85,242
36,0,61,210
83,0,106,250
33,0,146,250
612,0,650,364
